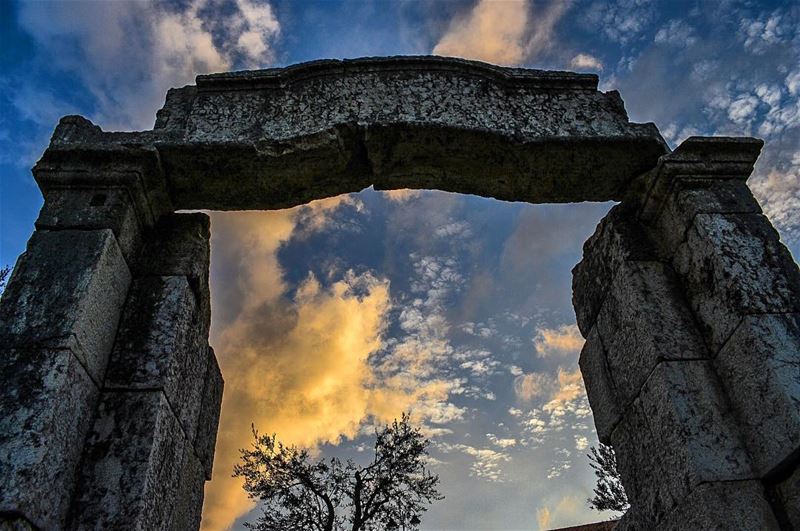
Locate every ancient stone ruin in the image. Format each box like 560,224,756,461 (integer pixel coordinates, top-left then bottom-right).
1,56,798,529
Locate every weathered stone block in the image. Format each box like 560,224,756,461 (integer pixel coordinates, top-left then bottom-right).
36,187,143,263
195,346,224,479
0,229,131,383
105,276,207,442
715,313,800,476
572,204,658,336
654,178,762,257
657,480,779,530
70,391,186,530
0,348,98,529
638,361,753,504
137,213,211,331
168,446,206,531
674,212,800,353
0,515,37,531
775,461,800,528
610,401,674,528
578,327,621,443
596,261,708,406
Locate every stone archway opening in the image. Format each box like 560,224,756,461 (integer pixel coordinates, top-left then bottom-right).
1,57,798,530
202,191,615,530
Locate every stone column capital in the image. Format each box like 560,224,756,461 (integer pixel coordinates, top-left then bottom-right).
33,118,173,228
638,136,763,222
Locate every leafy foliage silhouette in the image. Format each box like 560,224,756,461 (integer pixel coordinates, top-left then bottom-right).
235,413,443,531
587,443,629,513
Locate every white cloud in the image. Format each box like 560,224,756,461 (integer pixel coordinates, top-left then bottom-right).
570,53,603,71
487,433,518,448
583,0,655,44
654,19,697,47
18,0,280,130
739,10,797,55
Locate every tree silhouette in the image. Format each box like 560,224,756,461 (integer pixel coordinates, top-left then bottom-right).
235,413,443,531
587,443,629,513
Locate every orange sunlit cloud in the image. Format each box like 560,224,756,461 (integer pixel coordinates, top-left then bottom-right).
201,200,455,530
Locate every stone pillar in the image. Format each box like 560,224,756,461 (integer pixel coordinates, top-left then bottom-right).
0,143,167,529
574,137,800,529
68,214,223,530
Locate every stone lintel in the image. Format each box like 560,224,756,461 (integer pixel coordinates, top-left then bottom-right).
40,56,668,210
638,136,763,223
196,56,601,92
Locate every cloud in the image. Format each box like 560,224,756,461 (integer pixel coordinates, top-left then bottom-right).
441,442,513,482
536,495,584,530
570,53,603,71
203,199,439,530
534,324,584,357
750,155,800,243
18,0,280,130
432,0,569,66
514,372,551,402
582,0,655,44
381,189,423,203
654,19,697,47
537,506,552,530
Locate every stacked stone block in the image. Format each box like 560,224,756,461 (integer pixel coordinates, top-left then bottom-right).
69,214,223,530
0,156,146,529
574,137,800,529
0,150,222,530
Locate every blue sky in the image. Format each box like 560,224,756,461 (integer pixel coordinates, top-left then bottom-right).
2,1,799,530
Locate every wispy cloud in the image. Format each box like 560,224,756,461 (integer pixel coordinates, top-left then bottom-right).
17,0,279,130
432,0,569,65
534,324,584,358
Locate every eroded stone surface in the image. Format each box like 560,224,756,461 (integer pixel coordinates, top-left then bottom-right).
775,462,800,528
137,213,211,332
610,401,673,528
0,348,98,529
169,447,206,531
0,229,131,384
105,276,207,443
572,204,659,336
36,187,143,263
40,57,667,210
638,361,754,502
654,178,762,257
70,391,186,530
674,212,800,352
657,480,779,530
596,261,707,406
578,327,621,443
715,313,800,476
195,346,224,479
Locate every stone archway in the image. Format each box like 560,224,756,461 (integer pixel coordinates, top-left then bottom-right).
0,56,797,530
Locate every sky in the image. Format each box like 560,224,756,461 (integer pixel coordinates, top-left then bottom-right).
1,1,799,530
